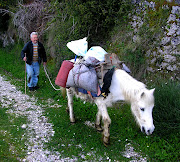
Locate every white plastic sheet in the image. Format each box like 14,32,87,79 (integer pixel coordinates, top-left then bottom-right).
67,38,107,61
84,46,107,61
67,37,88,57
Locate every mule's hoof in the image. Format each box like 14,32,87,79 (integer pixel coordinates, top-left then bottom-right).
102,135,110,147
103,141,110,147
70,119,75,124
95,124,103,132
70,122,75,125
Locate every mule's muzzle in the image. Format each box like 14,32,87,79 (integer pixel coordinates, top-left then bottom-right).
141,125,155,135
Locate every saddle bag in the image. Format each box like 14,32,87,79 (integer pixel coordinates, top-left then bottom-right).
55,60,74,88
66,57,100,94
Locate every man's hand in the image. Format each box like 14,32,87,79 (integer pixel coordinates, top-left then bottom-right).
43,62,47,66
23,57,27,62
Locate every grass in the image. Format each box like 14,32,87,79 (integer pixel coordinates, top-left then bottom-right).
0,44,179,161
154,81,180,136
0,106,27,161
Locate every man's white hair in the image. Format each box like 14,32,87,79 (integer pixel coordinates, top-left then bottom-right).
30,32,38,38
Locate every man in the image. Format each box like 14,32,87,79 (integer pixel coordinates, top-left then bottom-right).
21,32,47,91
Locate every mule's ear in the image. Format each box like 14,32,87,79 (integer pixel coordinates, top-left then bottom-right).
150,88,155,95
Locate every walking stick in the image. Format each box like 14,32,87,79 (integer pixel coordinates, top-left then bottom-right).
25,53,26,95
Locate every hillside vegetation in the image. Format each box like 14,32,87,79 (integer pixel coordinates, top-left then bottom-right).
0,0,179,80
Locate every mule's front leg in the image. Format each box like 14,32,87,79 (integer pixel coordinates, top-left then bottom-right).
95,109,103,132
96,99,111,146
66,88,75,123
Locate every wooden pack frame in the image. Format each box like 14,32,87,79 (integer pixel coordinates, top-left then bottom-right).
96,53,124,84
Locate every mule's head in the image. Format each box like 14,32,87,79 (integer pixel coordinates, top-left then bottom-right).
131,88,155,135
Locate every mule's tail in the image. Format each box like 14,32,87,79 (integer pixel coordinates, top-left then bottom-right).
61,87,66,99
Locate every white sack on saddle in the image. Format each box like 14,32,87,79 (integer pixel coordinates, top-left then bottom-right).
66,57,100,94
67,37,88,57
84,46,107,61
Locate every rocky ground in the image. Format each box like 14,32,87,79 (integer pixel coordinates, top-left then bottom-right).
0,74,147,161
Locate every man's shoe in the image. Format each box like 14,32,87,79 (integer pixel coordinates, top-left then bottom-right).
34,86,39,90
29,87,34,91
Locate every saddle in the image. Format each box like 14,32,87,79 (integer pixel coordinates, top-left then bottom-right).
96,53,124,84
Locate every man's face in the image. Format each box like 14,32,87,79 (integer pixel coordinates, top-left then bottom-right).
31,34,38,44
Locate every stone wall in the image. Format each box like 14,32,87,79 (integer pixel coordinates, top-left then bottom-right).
131,0,180,80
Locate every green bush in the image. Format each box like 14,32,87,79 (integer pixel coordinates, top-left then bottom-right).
123,47,147,77
153,80,180,137
64,0,132,44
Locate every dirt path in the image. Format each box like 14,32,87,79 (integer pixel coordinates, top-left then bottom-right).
0,74,147,161
0,75,74,161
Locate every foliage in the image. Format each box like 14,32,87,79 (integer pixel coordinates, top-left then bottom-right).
0,0,17,7
11,0,54,42
0,0,57,43
64,0,132,44
0,0,16,32
124,47,147,77
44,18,76,71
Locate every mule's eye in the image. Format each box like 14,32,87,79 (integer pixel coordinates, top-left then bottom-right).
140,108,145,111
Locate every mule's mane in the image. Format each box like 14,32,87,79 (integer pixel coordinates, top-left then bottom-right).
114,69,146,102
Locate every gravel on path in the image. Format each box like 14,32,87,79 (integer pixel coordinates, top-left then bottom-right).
0,75,75,161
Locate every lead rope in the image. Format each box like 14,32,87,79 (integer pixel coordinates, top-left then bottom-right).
43,65,61,91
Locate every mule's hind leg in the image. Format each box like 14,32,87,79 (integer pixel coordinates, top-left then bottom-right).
101,105,111,146
66,88,75,123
